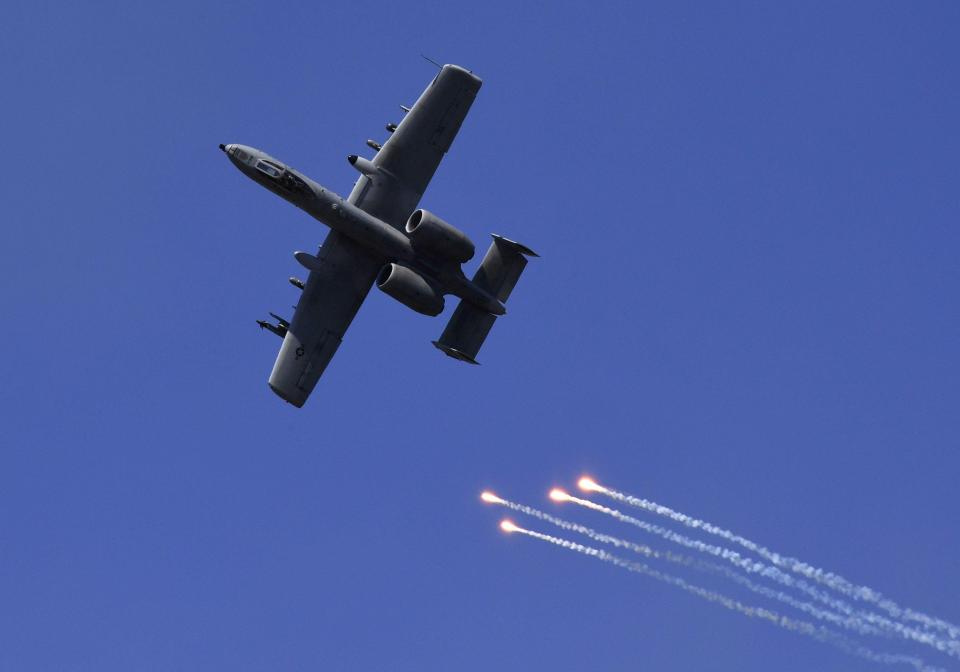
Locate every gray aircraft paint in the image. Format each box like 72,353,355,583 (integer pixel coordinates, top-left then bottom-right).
222,64,536,407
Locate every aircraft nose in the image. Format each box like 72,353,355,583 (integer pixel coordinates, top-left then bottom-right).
219,143,226,152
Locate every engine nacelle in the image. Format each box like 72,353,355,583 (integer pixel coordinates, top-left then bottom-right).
405,209,475,263
376,263,445,316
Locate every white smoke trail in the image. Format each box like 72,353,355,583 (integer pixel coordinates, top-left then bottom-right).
494,496,884,638
493,496,691,564
559,492,957,657
508,524,945,672
592,481,960,642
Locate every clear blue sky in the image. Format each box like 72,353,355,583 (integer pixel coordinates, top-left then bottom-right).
2,2,958,671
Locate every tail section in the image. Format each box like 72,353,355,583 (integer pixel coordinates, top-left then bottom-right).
433,235,538,364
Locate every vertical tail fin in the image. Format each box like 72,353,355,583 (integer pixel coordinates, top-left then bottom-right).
433,235,538,364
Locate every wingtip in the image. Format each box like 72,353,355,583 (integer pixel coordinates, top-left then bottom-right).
268,382,306,408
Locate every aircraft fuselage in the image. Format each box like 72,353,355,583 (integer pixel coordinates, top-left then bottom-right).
221,142,504,315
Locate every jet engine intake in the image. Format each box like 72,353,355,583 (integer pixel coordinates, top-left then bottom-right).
405,209,475,263
376,263,445,316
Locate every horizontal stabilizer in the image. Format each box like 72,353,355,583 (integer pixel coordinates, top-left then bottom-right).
433,235,537,364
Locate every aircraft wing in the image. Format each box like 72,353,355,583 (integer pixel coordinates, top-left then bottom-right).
267,230,381,407
373,64,483,199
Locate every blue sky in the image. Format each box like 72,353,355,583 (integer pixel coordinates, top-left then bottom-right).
2,1,958,671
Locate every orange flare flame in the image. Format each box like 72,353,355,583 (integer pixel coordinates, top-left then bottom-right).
481,491,505,504
578,476,604,493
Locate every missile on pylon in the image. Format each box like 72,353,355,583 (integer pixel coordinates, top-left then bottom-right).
257,319,287,338
269,312,290,328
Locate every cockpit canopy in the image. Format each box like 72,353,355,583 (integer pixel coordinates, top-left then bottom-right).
255,159,283,178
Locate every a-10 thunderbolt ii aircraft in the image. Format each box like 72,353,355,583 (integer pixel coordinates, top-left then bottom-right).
221,64,537,407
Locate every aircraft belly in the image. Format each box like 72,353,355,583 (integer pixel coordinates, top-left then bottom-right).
227,64,528,408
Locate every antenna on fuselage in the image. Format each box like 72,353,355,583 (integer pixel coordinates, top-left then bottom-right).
421,54,443,70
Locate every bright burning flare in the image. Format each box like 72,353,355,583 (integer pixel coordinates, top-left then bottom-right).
578,476,605,493
481,491,506,504
549,488,571,502
500,519,519,533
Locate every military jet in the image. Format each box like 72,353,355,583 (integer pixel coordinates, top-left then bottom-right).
222,64,537,407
